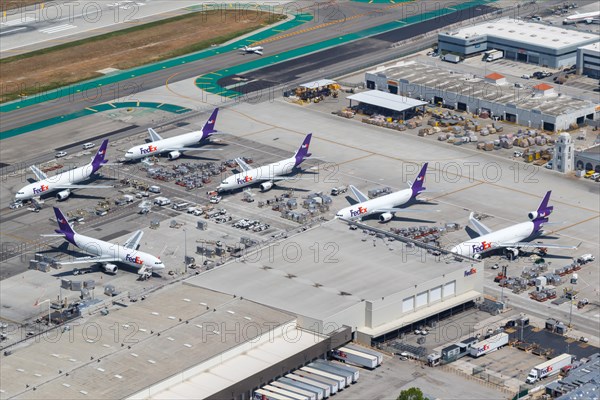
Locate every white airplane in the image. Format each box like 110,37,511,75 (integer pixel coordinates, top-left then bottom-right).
15,139,113,202
335,163,436,222
217,133,312,192
450,191,580,259
239,45,263,55
563,11,600,24
124,108,221,161
43,207,165,275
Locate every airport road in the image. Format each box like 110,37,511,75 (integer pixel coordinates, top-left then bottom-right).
0,0,504,133
0,0,197,56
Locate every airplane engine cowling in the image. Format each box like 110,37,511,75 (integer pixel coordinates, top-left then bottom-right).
260,181,273,192
56,190,71,201
168,151,181,160
504,248,519,259
379,212,393,222
473,253,481,260
528,211,538,220
103,263,118,274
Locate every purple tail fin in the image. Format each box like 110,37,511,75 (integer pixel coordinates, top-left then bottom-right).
531,191,553,233
411,163,428,197
294,134,312,166
201,108,219,139
53,207,76,244
91,139,109,173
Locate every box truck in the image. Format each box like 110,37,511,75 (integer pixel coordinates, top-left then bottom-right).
526,353,572,384
345,344,383,365
314,359,359,383
484,49,504,62
285,374,331,398
309,362,353,386
301,366,347,389
277,378,324,400
253,388,293,400
470,332,509,357
443,54,461,63
263,384,310,400
271,381,318,400
291,372,339,394
331,347,378,369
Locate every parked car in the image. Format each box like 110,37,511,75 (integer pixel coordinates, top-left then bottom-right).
55,151,68,158
521,74,531,79
9,201,23,209
82,142,95,150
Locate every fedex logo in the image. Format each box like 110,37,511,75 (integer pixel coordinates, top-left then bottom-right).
125,254,144,265
464,268,477,277
541,365,553,374
33,184,49,195
350,206,368,217
478,344,490,353
471,241,492,253
140,145,158,155
236,176,253,185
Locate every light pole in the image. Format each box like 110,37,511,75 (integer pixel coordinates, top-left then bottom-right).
183,228,187,274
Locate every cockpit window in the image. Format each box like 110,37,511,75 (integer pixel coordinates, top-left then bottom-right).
221,180,227,184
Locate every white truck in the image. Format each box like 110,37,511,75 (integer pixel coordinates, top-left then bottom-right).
330,186,348,196
331,347,379,369
526,353,572,384
443,54,461,63
153,197,171,206
484,49,504,62
470,332,509,357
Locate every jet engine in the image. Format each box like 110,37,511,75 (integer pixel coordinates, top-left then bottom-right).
473,253,481,260
504,247,519,259
379,212,393,222
168,151,181,160
260,181,273,192
528,209,552,220
56,190,71,201
103,263,118,274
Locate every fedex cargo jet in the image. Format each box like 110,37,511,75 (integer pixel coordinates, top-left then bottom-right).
15,139,112,201
335,163,436,222
124,108,221,161
217,133,312,192
44,207,165,275
450,191,580,259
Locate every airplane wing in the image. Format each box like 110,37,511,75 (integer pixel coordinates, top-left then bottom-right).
123,230,143,250
56,256,121,265
53,184,115,189
163,147,221,152
30,165,48,181
148,128,163,142
349,185,369,203
469,212,493,236
495,241,581,250
254,50,263,56
235,157,252,172
373,208,440,213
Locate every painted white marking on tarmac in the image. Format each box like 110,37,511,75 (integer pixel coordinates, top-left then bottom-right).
39,24,77,34
0,27,27,35
1,16,37,26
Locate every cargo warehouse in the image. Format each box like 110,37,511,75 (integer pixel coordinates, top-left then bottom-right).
365,61,598,132
186,221,483,345
576,41,600,78
437,18,598,68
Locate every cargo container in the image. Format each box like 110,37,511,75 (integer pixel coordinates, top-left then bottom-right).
345,344,383,365
484,49,504,62
309,361,353,386
148,185,161,193
470,332,509,357
443,54,461,63
271,381,318,400
263,384,310,400
290,372,338,395
315,360,359,382
284,375,330,398
253,388,293,400
300,367,346,390
331,347,378,369
526,353,572,384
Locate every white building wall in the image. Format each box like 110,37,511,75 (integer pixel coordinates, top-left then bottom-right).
553,133,575,173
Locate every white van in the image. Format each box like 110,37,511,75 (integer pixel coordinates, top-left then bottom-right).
82,142,95,150
148,185,161,194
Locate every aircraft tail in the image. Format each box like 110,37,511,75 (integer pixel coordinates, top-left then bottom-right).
294,133,312,166
53,207,76,244
91,139,109,173
409,163,428,197
201,108,219,139
531,191,554,232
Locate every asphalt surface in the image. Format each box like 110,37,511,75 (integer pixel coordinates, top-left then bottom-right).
220,4,498,94
0,1,499,133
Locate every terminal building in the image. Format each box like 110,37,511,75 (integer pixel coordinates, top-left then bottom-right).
438,18,598,68
365,61,599,132
576,41,600,78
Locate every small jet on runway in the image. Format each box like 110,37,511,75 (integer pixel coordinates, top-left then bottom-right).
124,108,221,161
15,139,113,202
335,163,437,222
43,207,165,276
450,191,580,259
239,45,264,56
217,134,312,192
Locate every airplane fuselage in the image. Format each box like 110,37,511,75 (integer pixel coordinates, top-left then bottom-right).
15,164,96,201
70,232,165,270
124,131,203,160
450,221,536,258
336,188,413,219
218,157,297,191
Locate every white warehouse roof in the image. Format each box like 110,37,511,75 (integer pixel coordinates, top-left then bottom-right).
443,18,597,50
298,79,336,89
579,41,600,54
348,90,427,112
